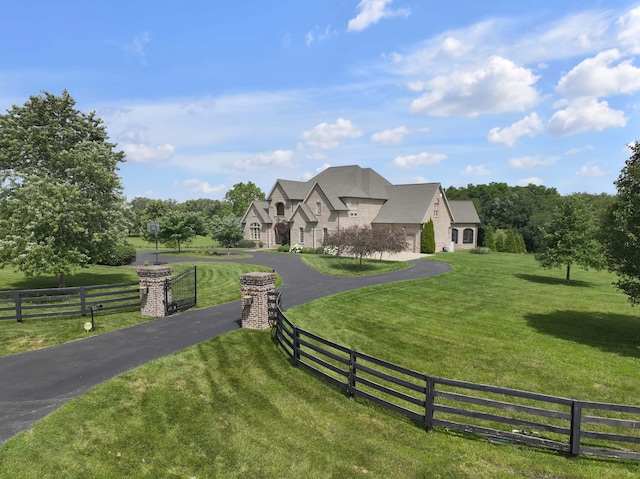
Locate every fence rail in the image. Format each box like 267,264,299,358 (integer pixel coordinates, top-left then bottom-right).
0,282,141,322
270,291,640,461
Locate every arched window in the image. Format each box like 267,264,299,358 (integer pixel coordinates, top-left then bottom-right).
276,202,285,216
250,223,261,241
463,228,474,244
451,228,459,244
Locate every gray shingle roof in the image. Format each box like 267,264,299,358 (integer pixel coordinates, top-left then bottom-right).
311,166,392,200
449,200,481,224
248,200,272,224
372,183,440,224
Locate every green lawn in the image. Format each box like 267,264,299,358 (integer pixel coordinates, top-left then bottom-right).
0,261,277,357
2,252,640,478
299,254,410,275
127,235,219,251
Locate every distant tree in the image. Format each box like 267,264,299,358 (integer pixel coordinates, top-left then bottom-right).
181,198,222,220
602,142,640,305
222,182,265,217
210,215,244,254
140,199,178,243
0,91,127,287
420,219,436,254
535,195,604,283
158,210,207,252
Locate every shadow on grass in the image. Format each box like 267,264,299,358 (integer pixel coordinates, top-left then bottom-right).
525,310,640,358
7,271,138,290
515,273,593,288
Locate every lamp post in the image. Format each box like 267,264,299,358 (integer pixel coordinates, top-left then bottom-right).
147,222,161,265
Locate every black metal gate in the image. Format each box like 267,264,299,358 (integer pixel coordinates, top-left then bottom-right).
165,266,197,315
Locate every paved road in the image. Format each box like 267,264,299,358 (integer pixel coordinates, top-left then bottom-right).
0,252,451,445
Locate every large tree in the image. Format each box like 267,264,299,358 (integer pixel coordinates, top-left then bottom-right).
210,215,244,253
158,210,207,252
535,194,604,283
603,142,640,305
222,182,265,217
0,91,127,286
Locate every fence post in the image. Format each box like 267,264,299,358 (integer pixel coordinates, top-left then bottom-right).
80,287,87,316
425,376,435,432
570,400,582,457
348,349,357,399
15,292,22,323
293,326,301,367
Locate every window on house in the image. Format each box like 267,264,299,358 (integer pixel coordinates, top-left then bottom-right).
250,223,261,241
299,227,304,243
276,202,285,216
452,228,459,244
348,202,358,217
463,228,474,244
323,228,328,243
316,201,322,215
434,200,439,217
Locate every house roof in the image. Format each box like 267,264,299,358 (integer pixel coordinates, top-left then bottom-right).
269,179,309,201
310,165,392,200
242,200,272,224
449,200,481,224
372,183,442,224
293,203,318,223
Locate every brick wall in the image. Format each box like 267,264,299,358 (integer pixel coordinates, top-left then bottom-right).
239,272,277,330
137,266,172,317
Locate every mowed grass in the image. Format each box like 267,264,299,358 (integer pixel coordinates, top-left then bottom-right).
128,235,219,251
2,252,640,477
0,261,277,357
299,254,410,276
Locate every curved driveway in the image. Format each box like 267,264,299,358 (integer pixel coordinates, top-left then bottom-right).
0,252,451,445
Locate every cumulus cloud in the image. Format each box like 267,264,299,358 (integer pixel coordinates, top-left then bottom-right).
617,6,640,54
460,165,491,175
121,143,175,163
371,126,410,144
517,177,543,186
391,151,446,168
348,0,410,32
233,150,294,170
409,56,539,116
299,118,362,150
183,179,226,195
576,164,606,176
547,97,627,137
509,156,558,169
488,113,543,146
557,49,640,97
441,37,468,58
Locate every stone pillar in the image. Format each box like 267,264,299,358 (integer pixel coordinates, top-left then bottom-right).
240,272,277,330
137,266,172,317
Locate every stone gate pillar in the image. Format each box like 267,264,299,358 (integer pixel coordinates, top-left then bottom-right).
239,272,277,330
137,266,172,317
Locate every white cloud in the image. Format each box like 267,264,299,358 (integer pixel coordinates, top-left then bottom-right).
306,25,338,46
371,126,410,144
488,113,543,146
409,56,539,116
299,118,362,150
557,49,640,97
441,37,468,58
576,164,606,176
121,142,175,163
509,156,558,169
123,31,150,59
348,0,410,32
391,152,446,168
183,179,226,195
547,97,627,137
460,165,491,175
617,6,640,54
517,177,543,186
233,150,294,170
565,145,594,155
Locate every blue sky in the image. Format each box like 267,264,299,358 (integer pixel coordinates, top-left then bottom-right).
2,1,640,201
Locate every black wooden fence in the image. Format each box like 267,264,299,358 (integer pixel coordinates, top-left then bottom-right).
0,282,140,322
269,291,640,461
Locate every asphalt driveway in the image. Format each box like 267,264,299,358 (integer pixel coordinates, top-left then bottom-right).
0,251,451,445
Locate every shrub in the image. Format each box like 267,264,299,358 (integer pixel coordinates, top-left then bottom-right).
259,241,264,248
315,246,324,254
237,239,257,249
301,247,315,254
323,246,338,256
277,244,290,252
421,219,436,254
97,241,137,266
289,243,302,253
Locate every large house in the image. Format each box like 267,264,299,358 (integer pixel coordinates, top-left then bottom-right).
241,165,480,253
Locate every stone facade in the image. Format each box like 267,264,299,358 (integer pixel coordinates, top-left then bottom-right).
239,272,277,330
137,266,172,317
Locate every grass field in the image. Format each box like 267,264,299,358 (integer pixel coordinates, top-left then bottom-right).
1,252,640,478
128,235,219,251
299,254,410,276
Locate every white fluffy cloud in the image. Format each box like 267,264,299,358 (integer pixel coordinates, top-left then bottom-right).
183,179,226,195
371,126,409,144
547,97,627,137
576,164,606,176
617,6,640,54
121,142,175,163
557,49,640,97
409,56,539,116
348,0,410,32
299,118,362,150
232,150,294,170
509,156,558,169
391,152,446,168
488,113,543,146
460,165,491,176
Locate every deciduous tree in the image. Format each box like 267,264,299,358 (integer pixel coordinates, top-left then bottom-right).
158,210,207,252
210,215,244,254
222,182,265,217
0,91,127,286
